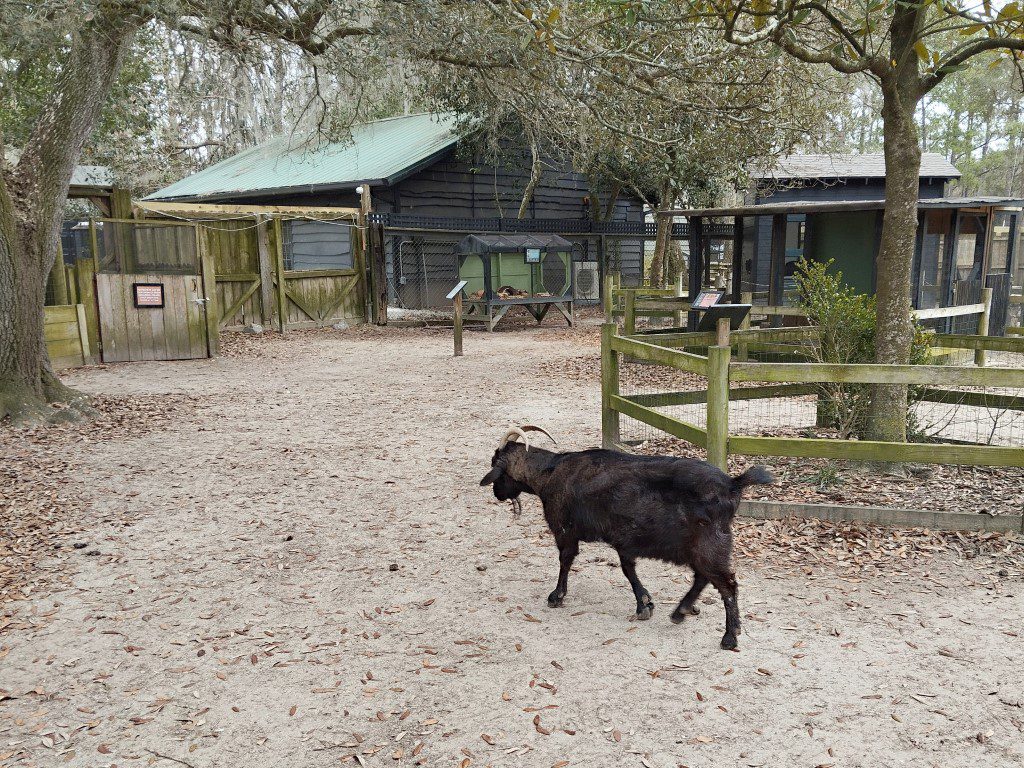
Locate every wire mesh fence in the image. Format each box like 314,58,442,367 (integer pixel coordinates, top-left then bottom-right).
609,326,1024,466
94,220,199,275
616,352,710,450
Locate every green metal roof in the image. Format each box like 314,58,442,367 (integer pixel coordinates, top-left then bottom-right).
145,112,462,201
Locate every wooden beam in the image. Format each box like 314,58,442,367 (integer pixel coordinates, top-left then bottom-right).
730,435,1024,468
75,257,99,363
610,394,708,448
601,323,621,447
219,280,261,327
137,200,360,218
75,303,91,360
199,227,220,356
706,344,731,470
913,303,985,320
687,216,703,329
273,218,287,332
453,293,463,356
730,360,1024,387
929,334,1024,353
731,215,744,302
610,334,710,375
255,215,275,324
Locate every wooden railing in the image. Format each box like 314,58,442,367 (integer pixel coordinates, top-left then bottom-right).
601,321,1024,475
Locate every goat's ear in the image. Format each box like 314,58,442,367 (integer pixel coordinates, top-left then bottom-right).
480,466,503,486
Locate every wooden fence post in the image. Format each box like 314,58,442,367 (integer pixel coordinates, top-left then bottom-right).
601,322,621,448
48,241,69,306
273,217,287,333
255,215,275,326
706,317,731,471
976,287,993,367
75,257,99,364
199,227,220,357
624,290,636,336
603,273,614,322
453,293,463,356
674,271,685,328
75,303,91,361
738,290,752,361
361,186,387,326
66,264,78,304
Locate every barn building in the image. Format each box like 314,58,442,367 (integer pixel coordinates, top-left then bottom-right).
674,152,1023,334
145,112,649,307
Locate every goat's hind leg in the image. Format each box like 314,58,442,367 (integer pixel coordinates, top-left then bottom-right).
707,569,742,650
547,539,579,608
670,572,708,624
619,556,654,620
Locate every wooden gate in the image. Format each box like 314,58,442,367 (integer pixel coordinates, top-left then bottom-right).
92,219,215,363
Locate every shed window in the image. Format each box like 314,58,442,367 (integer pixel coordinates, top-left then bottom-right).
282,221,352,271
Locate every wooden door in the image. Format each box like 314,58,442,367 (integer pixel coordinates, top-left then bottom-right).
96,272,210,362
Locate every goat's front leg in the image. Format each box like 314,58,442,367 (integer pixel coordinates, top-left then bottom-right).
619,556,654,620
707,569,742,650
547,539,578,608
670,572,709,624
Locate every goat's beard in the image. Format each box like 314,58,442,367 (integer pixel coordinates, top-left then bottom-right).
510,497,522,517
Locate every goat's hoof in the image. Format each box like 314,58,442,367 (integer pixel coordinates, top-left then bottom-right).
670,605,699,623
720,634,739,651
634,594,654,621
547,592,565,608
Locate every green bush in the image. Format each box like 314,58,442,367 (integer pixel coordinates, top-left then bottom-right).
793,258,931,439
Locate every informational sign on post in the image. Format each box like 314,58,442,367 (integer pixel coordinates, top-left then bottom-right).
132,283,165,308
524,248,541,264
691,289,724,310
448,281,469,357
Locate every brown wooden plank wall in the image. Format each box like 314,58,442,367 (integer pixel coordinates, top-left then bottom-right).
44,304,86,369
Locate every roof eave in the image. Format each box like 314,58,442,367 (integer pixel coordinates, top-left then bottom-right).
147,178,393,203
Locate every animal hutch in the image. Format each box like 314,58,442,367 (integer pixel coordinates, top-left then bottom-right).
457,234,575,331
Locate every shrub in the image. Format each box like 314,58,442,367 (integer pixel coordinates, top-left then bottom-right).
793,258,931,439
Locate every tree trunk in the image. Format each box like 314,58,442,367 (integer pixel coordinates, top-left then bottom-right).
649,179,673,287
0,14,139,424
867,79,922,442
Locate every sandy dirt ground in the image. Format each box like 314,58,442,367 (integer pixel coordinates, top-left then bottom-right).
2,321,1024,768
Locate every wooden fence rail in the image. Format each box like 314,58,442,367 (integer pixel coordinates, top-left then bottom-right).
601,322,1024,472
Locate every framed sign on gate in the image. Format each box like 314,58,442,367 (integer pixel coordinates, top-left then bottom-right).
132,282,165,308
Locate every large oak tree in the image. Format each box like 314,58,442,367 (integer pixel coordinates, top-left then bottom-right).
685,0,1024,441
0,1,372,423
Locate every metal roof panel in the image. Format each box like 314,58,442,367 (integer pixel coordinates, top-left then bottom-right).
752,153,960,180
145,112,462,201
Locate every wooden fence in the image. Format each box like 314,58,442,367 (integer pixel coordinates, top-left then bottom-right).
601,322,1024,473
47,204,368,367
44,304,91,369
136,203,367,333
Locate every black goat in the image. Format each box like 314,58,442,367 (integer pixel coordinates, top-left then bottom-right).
480,426,772,650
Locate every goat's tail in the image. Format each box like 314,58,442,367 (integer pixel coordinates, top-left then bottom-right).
731,465,774,491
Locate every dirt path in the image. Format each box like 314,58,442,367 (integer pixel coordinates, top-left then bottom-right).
2,325,1023,768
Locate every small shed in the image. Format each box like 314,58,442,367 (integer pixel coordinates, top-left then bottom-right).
457,234,575,331
665,196,1024,334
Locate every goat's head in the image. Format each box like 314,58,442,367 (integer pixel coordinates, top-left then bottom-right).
480,425,557,515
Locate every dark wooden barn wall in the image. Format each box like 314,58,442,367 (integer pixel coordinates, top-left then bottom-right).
749,178,953,299
243,146,646,289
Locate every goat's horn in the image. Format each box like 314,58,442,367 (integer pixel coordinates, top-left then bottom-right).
520,425,557,446
499,427,531,451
